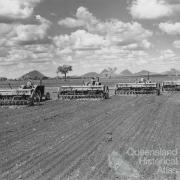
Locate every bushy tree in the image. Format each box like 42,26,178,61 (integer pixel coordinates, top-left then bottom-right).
56,65,72,80
107,67,117,78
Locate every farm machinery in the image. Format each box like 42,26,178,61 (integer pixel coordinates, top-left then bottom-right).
58,85,109,100
115,82,160,96
0,83,50,106
162,81,180,93
58,78,109,100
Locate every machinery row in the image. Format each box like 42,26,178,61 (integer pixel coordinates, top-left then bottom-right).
0,78,180,106
58,78,180,100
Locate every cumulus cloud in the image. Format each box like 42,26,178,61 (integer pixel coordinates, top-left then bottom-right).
0,44,54,70
53,28,152,75
59,7,96,29
0,0,43,20
58,6,152,49
106,21,152,45
0,15,51,46
12,15,51,44
0,23,13,35
160,49,176,60
54,6,155,75
129,0,172,19
159,22,180,34
54,30,107,51
122,40,152,50
173,40,180,48
0,6,157,77
58,17,84,28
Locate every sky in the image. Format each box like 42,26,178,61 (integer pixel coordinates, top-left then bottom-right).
0,0,180,78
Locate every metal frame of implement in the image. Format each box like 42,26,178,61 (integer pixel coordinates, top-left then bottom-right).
0,85,48,106
115,82,160,95
162,81,180,92
58,85,109,100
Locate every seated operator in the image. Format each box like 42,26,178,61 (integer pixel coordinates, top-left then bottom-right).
25,80,34,89
139,77,146,83
90,77,96,86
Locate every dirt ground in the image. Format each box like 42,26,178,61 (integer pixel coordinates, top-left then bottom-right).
0,94,180,180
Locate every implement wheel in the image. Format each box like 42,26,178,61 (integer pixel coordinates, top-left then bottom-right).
34,90,41,105
45,92,50,100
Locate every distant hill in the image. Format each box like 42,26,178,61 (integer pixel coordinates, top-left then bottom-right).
134,70,156,76
19,70,49,80
162,68,180,76
82,72,99,77
120,69,133,76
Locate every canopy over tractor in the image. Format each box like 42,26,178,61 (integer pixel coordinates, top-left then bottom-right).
58,77,109,100
0,82,50,106
162,81,180,92
115,82,160,95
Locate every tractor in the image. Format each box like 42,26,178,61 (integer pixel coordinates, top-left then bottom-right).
0,82,50,106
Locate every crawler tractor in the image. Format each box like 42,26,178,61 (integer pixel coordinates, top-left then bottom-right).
58,85,109,100
115,82,160,96
0,84,50,106
162,81,180,92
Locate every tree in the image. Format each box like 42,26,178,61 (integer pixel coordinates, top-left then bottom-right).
56,65,72,80
107,67,117,78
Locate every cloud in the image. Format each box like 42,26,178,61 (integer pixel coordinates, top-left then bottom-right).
122,40,152,50
0,0,43,20
0,15,51,46
105,20,152,45
0,23,13,35
54,30,107,51
53,28,153,75
58,7,152,48
173,40,180,48
0,44,54,71
160,49,176,60
159,22,180,34
58,17,85,28
129,0,172,19
12,15,51,44
54,6,155,75
58,6,97,29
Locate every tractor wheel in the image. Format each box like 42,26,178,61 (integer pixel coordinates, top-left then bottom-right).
157,89,160,96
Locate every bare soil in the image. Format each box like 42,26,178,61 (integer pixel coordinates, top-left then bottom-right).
0,95,179,180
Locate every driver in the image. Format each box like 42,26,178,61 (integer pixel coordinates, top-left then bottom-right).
26,80,33,89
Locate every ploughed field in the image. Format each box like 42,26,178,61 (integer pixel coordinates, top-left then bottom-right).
0,95,180,180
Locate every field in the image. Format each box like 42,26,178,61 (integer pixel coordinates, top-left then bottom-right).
0,77,180,180
0,93,180,180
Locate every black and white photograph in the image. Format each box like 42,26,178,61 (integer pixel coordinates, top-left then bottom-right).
0,0,180,179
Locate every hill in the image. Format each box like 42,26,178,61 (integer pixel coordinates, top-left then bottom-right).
19,70,49,80
134,70,156,76
162,68,180,76
120,69,133,76
82,72,99,77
